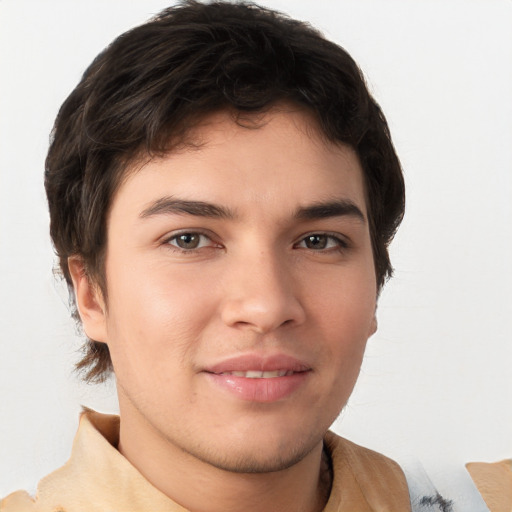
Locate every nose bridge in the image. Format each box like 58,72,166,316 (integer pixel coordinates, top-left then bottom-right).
220,243,305,333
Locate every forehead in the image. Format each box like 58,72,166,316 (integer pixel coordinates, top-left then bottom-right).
112,107,367,221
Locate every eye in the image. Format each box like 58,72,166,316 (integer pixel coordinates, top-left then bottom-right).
167,232,213,250
297,234,347,251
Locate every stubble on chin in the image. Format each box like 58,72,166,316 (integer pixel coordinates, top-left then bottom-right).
170,428,326,475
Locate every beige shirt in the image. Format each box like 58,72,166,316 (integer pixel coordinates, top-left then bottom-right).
466,459,512,512
1,410,412,511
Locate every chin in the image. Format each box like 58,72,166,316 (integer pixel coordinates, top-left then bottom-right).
197,440,317,474
193,424,324,474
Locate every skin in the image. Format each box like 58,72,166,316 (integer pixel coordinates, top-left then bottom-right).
70,107,378,512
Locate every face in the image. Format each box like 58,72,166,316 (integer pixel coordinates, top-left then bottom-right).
77,107,377,473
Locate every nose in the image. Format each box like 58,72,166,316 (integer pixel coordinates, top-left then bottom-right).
220,248,306,334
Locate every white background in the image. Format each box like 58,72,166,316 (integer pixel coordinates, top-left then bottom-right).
1,0,511,497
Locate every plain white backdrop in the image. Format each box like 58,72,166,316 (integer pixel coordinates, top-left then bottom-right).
1,0,511,497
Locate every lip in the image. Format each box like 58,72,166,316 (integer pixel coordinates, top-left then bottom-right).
202,353,312,403
204,353,311,374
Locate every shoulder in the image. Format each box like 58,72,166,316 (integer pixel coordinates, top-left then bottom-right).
0,411,119,512
0,490,38,512
0,459,77,512
466,458,512,511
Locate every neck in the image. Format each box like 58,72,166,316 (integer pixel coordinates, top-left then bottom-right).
117,405,332,512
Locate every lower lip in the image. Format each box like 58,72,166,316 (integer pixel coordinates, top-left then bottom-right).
204,372,310,403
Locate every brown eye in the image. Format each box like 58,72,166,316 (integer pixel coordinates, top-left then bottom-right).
304,234,328,250
169,233,205,250
176,233,200,249
297,234,347,251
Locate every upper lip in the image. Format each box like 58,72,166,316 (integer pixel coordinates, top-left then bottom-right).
204,353,311,374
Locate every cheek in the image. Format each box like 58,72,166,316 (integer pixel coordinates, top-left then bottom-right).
319,299,374,412
103,263,217,375
309,270,376,371
310,262,376,329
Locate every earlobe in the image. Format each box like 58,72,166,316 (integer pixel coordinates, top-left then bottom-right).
68,256,108,343
369,314,378,337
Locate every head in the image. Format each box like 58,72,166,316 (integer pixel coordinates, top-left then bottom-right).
46,1,404,385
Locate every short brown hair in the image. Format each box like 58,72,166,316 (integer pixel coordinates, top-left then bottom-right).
45,0,405,382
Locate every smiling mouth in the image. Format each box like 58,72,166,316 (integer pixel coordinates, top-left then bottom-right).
205,368,311,402
215,370,298,378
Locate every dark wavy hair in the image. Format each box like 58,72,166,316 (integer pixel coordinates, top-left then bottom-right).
45,0,405,382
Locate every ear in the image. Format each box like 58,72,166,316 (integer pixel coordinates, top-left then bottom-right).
68,256,108,343
368,313,378,337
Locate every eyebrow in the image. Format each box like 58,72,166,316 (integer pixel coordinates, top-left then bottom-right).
140,197,235,219
295,199,366,223
139,196,365,223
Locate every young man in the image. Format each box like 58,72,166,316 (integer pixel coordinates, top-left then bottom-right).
1,2,509,511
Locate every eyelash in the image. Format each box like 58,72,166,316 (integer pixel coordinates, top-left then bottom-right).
163,230,218,252
162,230,349,254
294,233,349,252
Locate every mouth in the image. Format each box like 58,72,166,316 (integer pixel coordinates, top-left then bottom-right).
204,353,311,375
213,370,298,378
203,354,312,402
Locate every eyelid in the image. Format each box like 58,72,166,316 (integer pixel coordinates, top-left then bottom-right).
294,232,350,250
159,229,350,251
161,229,221,250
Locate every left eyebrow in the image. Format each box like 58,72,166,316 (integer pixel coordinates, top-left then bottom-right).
139,197,235,219
295,199,366,223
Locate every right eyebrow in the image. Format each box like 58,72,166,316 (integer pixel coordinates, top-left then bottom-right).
139,197,235,220
295,199,366,223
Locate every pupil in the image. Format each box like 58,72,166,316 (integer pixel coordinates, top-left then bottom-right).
306,235,327,249
178,233,199,249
